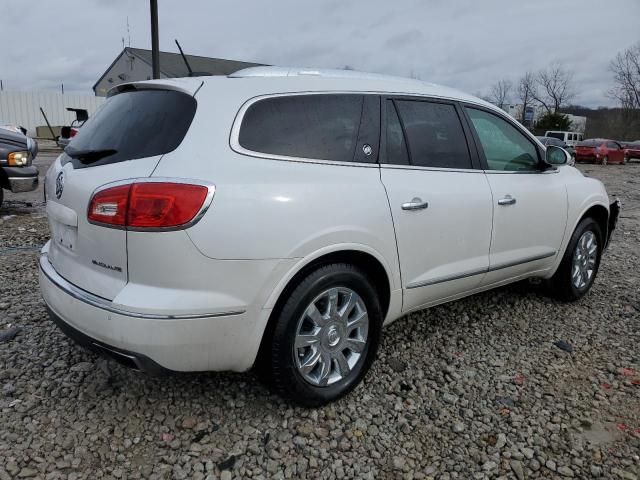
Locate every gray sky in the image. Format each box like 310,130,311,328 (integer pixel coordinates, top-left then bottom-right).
2,0,638,107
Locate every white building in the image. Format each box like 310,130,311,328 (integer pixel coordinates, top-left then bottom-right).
0,90,103,137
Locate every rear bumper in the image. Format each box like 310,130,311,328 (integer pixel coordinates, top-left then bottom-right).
45,304,169,374
2,165,39,192
39,249,269,373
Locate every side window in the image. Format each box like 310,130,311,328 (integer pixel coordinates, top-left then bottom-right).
394,100,472,169
238,94,363,162
606,141,618,149
466,108,539,171
385,100,409,165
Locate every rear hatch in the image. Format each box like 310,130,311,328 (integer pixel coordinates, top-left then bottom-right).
44,84,198,300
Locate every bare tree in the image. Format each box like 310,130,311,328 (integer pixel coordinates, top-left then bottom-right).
532,63,576,113
517,71,536,124
609,42,640,109
489,79,512,109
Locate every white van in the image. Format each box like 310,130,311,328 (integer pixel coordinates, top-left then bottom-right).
545,131,584,147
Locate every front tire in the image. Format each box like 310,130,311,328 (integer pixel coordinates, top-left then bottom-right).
548,217,603,302
268,263,382,406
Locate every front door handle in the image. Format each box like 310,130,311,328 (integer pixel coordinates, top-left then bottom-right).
498,195,516,206
401,198,429,211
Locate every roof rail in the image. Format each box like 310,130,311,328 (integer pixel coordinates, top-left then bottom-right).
229,66,418,82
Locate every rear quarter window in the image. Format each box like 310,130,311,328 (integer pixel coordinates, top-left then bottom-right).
66,89,196,168
237,94,364,163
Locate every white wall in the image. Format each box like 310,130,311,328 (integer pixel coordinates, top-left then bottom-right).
0,91,104,137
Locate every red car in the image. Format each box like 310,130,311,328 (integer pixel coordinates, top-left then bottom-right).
623,141,640,162
575,139,626,165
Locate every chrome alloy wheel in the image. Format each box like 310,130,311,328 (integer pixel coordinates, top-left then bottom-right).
293,287,369,386
572,230,598,290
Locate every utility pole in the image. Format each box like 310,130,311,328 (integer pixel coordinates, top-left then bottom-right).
150,0,160,79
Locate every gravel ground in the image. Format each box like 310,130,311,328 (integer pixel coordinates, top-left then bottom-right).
1,159,639,480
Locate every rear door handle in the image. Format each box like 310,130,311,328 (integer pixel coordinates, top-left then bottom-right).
401,198,429,211
498,195,516,206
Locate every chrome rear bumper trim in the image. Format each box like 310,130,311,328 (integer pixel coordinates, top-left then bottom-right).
39,253,245,320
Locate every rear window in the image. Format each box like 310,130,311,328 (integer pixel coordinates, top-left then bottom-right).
66,89,196,168
238,94,363,162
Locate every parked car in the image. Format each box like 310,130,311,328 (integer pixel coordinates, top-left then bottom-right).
57,108,88,148
1,124,28,136
0,128,39,207
39,67,620,406
536,136,575,163
575,139,626,165
622,141,640,162
545,130,583,148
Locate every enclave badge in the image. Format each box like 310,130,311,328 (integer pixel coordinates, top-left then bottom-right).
55,171,64,199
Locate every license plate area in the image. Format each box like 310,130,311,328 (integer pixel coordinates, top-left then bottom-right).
50,220,78,252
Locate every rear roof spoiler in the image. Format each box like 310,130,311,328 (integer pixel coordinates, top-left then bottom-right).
107,78,205,97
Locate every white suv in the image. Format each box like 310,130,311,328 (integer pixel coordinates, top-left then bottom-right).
40,67,619,406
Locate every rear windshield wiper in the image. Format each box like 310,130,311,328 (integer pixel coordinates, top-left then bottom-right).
65,147,118,164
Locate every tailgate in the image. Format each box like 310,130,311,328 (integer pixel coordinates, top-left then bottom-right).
43,86,197,300
45,156,161,299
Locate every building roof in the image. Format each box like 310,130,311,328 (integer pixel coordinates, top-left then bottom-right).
93,47,264,93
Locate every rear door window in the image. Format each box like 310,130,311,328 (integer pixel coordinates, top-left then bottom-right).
393,100,472,169
66,89,196,168
238,94,364,163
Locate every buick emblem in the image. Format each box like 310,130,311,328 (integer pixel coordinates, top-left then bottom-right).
55,172,64,199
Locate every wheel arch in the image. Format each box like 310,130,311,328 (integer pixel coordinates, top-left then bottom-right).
255,246,394,369
578,203,609,246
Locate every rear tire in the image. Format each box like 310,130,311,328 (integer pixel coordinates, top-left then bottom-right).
548,217,603,302
267,263,382,407
0,188,3,209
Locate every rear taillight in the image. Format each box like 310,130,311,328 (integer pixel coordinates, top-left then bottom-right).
70,128,78,138
88,182,210,229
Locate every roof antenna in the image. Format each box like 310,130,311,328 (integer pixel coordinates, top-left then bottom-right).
174,39,212,77
175,39,194,77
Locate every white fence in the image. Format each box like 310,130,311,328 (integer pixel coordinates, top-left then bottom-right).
0,90,104,137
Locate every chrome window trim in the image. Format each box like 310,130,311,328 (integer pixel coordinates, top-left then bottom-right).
406,250,556,289
379,164,482,174
86,177,216,232
40,253,245,319
481,168,559,175
229,91,520,169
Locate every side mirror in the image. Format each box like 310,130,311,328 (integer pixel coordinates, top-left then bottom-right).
545,145,571,166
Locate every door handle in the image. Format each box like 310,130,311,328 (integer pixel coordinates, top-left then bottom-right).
498,195,516,206
401,198,429,211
